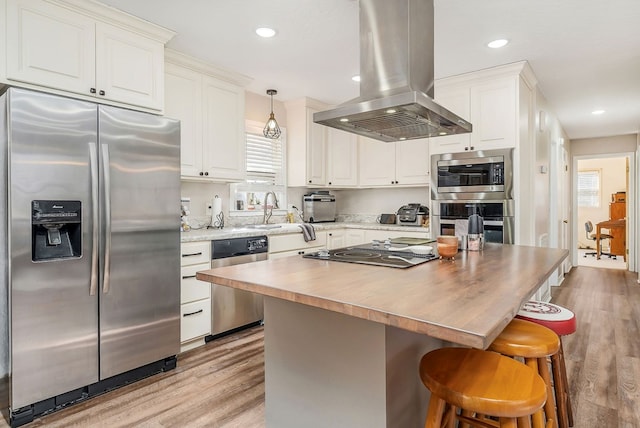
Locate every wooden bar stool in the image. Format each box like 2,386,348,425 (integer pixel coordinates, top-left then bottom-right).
419,347,550,428
517,301,577,428
489,318,560,428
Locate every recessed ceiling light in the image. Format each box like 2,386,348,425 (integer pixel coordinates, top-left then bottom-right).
339,118,349,123
487,39,509,49
398,137,406,141
255,27,276,38
592,109,605,115
385,109,397,114
438,132,448,136
352,75,361,82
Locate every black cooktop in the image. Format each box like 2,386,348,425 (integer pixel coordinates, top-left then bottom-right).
302,243,438,268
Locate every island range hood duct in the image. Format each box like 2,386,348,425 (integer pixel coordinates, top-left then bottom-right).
314,0,472,142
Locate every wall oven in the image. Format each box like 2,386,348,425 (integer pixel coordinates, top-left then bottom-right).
431,148,514,200
431,200,515,244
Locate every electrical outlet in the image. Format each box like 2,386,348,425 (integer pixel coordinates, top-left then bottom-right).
206,203,212,215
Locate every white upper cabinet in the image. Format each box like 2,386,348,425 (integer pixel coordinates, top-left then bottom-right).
201,75,246,181
164,63,202,177
429,85,471,154
358,138,397,186
359,137,429,187
326,128,358,187
470,77,517,151
165,50,250,182
285,98,328,187
430,63,530,155
5,0,173,111
94,22,164,110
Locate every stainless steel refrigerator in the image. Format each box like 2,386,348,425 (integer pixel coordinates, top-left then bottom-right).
0,88,181,426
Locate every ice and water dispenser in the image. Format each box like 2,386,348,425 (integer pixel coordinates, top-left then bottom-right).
31,200,82,261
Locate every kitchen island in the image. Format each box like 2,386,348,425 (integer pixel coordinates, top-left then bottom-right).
197,243,568,428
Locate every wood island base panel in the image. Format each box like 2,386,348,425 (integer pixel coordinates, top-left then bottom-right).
196,243,568,427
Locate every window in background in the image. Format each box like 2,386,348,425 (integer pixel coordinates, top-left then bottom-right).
577,170,600,208
230,120,286,216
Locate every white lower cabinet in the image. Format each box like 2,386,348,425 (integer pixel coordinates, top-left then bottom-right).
180,241,211,352
268,231,327,259
180,299,212,345
364,229,430,242
327,229,366,249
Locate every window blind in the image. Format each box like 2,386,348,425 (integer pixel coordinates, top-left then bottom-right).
577,170,600,207
245,132,284,185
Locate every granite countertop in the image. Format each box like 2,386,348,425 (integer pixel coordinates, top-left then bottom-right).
196,244,568,349
180,222,430,242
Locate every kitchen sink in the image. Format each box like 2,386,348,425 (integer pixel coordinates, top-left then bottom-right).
242,224,283,229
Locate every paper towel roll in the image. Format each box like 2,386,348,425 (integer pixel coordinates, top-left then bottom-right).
212,196,223,228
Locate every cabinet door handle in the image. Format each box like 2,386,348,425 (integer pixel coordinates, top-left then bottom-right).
182,252,203,257
90,88,96,94
183,309,203,317
464,147,469,151
182,274,197,279
308,180,312,184
204,172,209,176
99,90,105,96
328,182,332,185
470,146,474,150
199,172,204,176
298,251,304,255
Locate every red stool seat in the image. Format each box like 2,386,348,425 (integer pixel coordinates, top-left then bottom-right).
517,300,576,428
516,300,576,336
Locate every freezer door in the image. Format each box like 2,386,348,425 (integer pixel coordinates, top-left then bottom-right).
98,106,180,379
8,89,99,408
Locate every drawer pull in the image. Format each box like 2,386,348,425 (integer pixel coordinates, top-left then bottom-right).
183,309,203,317
182,252,203,257
182,275,197,279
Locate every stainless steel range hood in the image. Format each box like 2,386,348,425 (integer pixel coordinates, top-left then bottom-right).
314,0,472,142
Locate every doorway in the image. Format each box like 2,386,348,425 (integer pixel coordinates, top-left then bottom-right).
573,154,633,270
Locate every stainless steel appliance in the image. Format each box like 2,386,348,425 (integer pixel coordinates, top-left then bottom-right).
314,0,472,142
302,191,336,223
207,236,268,338
431,148,514,200
396,203,429,226
303,243,438,268
0,88,180,427
431,200,515,245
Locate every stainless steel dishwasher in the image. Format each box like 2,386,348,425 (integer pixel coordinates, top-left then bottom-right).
205,236,268,340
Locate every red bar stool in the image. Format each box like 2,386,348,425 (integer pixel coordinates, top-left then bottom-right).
517,301,577,428
419,347,550,428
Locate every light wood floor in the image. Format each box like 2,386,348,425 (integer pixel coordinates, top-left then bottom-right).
2,265,639,427
552,266,640,428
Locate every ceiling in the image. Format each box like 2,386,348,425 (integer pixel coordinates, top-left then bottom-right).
100,0,640,140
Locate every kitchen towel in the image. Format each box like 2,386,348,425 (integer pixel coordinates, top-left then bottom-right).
299,223,316,242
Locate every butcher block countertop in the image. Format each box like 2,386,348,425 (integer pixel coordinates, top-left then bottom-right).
197,243,568,349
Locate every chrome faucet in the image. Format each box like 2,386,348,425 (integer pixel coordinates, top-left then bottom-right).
263,191,279,224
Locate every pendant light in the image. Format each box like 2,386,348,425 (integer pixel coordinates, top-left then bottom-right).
263,89,281,139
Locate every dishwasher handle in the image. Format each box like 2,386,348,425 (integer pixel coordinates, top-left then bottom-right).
211,252,268,267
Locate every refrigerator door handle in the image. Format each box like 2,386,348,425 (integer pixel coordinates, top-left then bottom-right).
89,143,99,296
102,144,112,294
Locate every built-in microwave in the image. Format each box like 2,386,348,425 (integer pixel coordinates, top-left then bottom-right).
431,148,514,200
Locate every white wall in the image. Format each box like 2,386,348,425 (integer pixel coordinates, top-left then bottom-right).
571,133,637,155
576,157,627,249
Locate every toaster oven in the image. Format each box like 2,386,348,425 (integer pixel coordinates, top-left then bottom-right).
396,203,429,226
302,191,336,223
